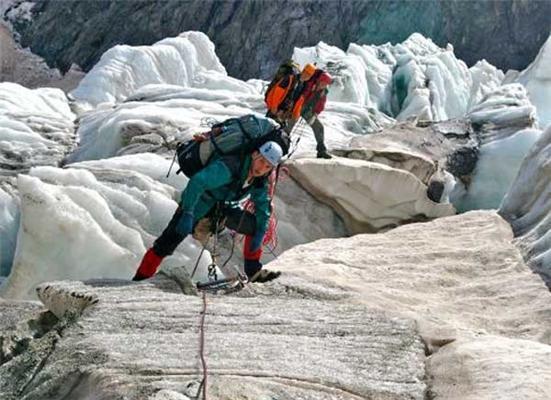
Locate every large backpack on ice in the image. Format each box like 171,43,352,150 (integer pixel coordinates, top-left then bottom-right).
265,60,301,114
175,114,290,178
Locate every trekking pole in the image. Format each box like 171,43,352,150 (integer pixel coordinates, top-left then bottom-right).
191,245,208,279
166,149,178,178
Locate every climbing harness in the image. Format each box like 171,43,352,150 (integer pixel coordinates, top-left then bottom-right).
191,204,249,294
192,207,247,400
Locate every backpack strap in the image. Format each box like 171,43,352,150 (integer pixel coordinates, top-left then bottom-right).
209,134,227,156
219,154,243,180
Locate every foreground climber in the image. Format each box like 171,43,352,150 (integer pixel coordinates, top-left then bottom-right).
265,62,333,159
132,141,284,283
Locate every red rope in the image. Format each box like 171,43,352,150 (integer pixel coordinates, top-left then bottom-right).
198,291,208,400
242,167,289,248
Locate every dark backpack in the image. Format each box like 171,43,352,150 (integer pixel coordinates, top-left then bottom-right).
175,114,290,178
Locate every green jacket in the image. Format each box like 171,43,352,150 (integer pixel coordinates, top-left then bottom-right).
180,154,271,237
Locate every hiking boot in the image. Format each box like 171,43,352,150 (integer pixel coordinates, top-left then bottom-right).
244,259,262,279
317,150,332,159
250,269,281,283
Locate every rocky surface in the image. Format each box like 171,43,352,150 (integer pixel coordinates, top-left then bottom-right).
0,23,83,91
269,210,551,399
288,157,455,234
0,298,43,335
0,273,426,399
428,335,551,400
333,120,477,184
8,0,551,80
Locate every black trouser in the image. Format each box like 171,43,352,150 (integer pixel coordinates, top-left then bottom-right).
153,205,257,257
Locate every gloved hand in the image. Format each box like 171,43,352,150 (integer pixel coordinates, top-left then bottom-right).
176,211,194,236
249,231,265,253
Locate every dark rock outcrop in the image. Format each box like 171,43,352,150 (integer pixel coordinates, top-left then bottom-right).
8,0,551,80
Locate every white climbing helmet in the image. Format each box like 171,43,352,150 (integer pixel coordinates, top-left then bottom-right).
258,141,283,167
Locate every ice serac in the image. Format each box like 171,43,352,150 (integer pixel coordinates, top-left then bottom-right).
0,275,426,400
65,85,263,163
451,83,540,211
0,179,19,276
456,127,541,212
468,83,537,145
293,33,503,122
70,31,255,109
0,158,212,300
269,210,551,400
65,81,370,163
0,82,75,174
517,34,551,129
287,157,455,234
499,125,551,286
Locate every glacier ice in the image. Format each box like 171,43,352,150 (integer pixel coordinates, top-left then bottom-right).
0,82,75,174
455,128,542,212
452,83,539,211
0,181,19,276
66,83,373,163
65,85,264,163
70,31,255,109
500,125,551,283
517,34,551,130
468,84,537,144
292,33,504,122
0,158,213,299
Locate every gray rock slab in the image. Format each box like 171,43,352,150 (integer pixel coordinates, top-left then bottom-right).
343,120,478,180
0,299,43,334
0,275,426,399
